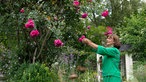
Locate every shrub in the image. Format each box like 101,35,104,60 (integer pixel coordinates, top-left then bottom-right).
77,70,98,82
133,62,146,82
8,63,59,82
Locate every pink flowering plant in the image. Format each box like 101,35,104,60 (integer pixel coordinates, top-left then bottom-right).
0,0,115,82
18,0,108,66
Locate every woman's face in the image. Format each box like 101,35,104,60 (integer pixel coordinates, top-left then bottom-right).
106,35,114,46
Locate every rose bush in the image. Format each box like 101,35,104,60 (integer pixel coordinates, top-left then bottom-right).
0,0,113,81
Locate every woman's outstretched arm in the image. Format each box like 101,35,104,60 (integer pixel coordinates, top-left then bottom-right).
82,38,98,49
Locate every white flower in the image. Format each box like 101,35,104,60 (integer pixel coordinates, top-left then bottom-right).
54,62,59,65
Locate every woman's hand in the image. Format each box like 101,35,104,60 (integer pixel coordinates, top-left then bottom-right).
82,38,89,44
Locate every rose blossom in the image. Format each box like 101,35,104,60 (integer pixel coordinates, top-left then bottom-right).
54,39,63,47
20,8,24,13
30,30,40,38
73,1,80,7
101,10,109,17
78,35,86,42
87,26,91,29
104,26,113,36
25,19,35,28
81,13,88,18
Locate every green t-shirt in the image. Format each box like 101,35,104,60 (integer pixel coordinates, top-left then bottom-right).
96,45,121,77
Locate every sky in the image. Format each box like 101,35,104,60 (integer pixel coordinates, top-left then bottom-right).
141,0,146,2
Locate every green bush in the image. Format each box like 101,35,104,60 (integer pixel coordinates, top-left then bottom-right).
133,61,146,82
8,63,59,82
77,70,98,82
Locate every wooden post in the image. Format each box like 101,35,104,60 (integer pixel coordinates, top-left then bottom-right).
125,54,134,81
96,54,102,82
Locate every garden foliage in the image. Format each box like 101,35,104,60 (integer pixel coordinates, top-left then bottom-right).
1,0,146,82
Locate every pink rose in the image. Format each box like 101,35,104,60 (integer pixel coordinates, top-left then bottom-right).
25,19,35,28
78,35,86,42
73,1,80,7
101,10,109,17
87,26,91,29
20,8,24,13
81,13,88,18
54,39,63,47
104,26,113,36
30,30,40,38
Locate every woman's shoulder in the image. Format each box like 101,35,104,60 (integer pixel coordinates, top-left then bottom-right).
107,47,120,54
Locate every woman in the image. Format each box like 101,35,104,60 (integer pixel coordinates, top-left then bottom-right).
82,34,122,82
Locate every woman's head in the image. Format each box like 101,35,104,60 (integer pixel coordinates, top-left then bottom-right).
106,34,121,49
